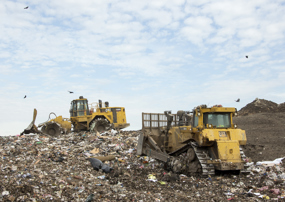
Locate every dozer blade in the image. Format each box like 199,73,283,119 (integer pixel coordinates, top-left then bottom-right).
137,133,169,162
20,109,41,136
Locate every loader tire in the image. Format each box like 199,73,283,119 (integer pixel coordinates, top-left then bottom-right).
90,118,111,133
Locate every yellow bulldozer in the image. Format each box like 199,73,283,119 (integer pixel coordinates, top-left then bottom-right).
21,96,130,136
137,104,248,176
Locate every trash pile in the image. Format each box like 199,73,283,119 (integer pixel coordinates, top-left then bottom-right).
1,130,285,201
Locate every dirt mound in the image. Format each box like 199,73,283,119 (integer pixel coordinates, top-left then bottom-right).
278,102,285,112
234,112,285,162
234,98,285,162
238,98,278,116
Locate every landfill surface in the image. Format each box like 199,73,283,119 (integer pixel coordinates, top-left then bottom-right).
1,98,285,201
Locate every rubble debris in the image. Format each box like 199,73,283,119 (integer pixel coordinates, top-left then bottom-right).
0,129,285,201
85,193,94,202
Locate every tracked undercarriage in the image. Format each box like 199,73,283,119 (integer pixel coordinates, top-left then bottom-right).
138,133,249,176
168,143,215,176
168,145,250,176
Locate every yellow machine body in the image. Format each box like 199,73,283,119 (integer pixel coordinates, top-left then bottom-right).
21,96,129,135
39,114,72,136
138,105,248,174
69,96,130,132
49,116,72,133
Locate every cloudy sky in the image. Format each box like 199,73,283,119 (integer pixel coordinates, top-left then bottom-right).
1,0,285,136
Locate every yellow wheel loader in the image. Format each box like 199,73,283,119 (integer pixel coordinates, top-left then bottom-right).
21,96,130,136
69,96,130,132
137,105,248,176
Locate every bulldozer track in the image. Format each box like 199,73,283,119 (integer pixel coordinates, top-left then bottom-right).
168,142,215,176
169,145,248,176
240,147,250,174
191,142,215,176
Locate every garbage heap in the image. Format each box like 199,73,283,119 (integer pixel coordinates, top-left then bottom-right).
0,130,285,201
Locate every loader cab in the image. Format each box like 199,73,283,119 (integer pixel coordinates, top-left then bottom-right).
70,96,90,117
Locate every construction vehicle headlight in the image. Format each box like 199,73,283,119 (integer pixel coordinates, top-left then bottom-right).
198,112,201,116
234,112,238,116
234,124,237,128
208,124,212,128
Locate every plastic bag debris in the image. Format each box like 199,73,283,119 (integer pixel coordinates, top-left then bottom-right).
85,194,94,202
147,174,157,182
88,158,113,173
270,189,280,195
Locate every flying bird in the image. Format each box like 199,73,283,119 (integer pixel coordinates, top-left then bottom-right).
235,98,240,102
24,95,27,99
245,56,248,58
68,91,74,94
24,6,29,9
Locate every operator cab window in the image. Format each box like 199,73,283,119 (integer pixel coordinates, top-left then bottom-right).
84,101,90,115
193,112,199,127
70,101,77,117
203,113,230,128
77,101,85,116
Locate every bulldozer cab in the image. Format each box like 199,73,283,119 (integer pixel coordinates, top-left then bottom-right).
70,96,90,117
192,105,237,129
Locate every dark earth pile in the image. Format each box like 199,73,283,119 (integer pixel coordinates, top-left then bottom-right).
278,102,285,112
0,98,285,201
234,98,285,162
238,98,284,115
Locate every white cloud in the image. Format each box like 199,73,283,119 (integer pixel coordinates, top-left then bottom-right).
1,0,285,135
180,16,214,45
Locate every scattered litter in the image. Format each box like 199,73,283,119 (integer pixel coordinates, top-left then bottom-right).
0,129,284,201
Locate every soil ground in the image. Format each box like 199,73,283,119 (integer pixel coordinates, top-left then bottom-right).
234,98,285,162
234,112,285,162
